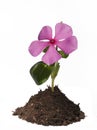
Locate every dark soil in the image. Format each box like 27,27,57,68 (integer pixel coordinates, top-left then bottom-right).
13,86,85,126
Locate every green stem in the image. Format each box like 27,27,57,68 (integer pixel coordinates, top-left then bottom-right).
51,77,55,92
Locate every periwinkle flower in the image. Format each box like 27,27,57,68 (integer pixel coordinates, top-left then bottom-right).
29,22,77,65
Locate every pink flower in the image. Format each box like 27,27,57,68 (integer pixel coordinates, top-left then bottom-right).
29,22,78,65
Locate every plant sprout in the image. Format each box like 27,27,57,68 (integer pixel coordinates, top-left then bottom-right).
29,22,78,92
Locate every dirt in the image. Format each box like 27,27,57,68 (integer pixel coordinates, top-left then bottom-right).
13,86,85,126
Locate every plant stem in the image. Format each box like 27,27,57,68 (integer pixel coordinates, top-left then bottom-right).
51,77,55,92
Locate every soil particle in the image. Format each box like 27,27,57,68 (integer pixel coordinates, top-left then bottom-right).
13,86,85,126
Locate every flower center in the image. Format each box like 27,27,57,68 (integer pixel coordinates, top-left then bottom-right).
50,39,56,44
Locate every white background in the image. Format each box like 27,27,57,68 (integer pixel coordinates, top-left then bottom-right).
0,0,97,129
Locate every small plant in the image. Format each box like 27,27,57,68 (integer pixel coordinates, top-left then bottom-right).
13,22,85,126
28,22,78,92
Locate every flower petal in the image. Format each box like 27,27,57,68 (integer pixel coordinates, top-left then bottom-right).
38,26,52,40
55,22,73,40
42,45,61,65
57,36,78,54
29,41,49,56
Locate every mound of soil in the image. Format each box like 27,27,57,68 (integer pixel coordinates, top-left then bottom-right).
13,86,85,126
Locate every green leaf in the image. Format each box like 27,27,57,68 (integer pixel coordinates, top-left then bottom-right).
43,46,49,53
30,61,52,85
58,51,69,58
51,62,60,79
